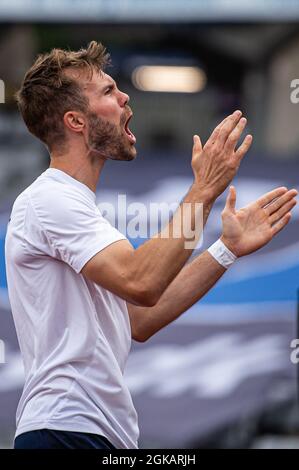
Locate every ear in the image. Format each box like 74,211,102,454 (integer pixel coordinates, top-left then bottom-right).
63,111,86,133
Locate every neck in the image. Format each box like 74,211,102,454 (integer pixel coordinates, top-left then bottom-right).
49,147,106,193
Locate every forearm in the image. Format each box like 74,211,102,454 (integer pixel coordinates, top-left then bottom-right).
82,112,251,307
127,250,226,342
128,181,298,340
128,111,249,301
130,183,215,301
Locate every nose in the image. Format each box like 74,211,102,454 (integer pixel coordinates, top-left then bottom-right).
119,90,129,107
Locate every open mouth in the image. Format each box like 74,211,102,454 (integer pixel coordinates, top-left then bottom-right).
124,114,136,145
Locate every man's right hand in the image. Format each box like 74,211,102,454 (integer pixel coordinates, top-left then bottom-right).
191,110,253,200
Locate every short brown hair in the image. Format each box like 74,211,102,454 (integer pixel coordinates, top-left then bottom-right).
16,41,110,151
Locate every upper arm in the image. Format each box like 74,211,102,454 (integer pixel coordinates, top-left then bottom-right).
81,238,141,304
82,239,157,306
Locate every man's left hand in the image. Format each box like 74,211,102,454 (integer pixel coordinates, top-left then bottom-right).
220,185,298,257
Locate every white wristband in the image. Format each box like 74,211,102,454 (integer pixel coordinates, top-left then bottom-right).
207,239,237,269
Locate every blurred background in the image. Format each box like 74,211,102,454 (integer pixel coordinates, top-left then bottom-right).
0,0,299,449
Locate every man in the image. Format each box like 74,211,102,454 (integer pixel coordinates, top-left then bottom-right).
5,41,297,449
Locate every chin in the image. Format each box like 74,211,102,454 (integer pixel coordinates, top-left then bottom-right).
123,144,137,161
110,147,137,162
130,146,137,160
123,153,137,162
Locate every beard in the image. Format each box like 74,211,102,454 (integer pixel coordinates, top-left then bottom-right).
86,111,137,162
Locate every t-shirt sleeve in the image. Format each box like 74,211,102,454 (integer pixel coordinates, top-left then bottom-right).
30,184,127,274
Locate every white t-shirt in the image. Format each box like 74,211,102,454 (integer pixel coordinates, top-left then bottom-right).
5,168,139,449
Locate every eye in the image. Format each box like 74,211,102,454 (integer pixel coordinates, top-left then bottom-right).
105,86,113,95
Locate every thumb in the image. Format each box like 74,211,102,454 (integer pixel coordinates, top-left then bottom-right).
225,185,237,212
192,134,202,159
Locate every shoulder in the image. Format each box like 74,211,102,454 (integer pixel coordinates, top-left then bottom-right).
28,175,97,228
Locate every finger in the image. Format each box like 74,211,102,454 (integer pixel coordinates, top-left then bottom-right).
257,187,288,208
204,116,230,146
215,110,243,147
225,186,237,212
266,189,298,216
224,117,247,153
235,134,253,161
271,212,292,236
269,198,297,225
205,110,242,148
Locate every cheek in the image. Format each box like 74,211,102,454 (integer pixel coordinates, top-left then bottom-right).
93,100,121,124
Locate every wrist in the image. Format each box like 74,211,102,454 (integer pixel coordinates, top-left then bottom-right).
190,181,216,205
208,238,238,269
220,235,239,258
